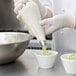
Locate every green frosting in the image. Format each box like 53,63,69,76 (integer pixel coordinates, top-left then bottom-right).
40,46,51,56
64,54,76,60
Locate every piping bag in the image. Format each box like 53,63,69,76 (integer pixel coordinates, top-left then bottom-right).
18,1,47,48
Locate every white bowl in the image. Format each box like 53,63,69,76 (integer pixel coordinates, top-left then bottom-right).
60,53,76,74
35,50,58,69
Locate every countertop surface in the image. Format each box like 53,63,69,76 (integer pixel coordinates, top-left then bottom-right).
0,49,76,76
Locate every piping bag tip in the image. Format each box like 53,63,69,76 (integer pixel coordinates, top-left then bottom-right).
40,40,47,50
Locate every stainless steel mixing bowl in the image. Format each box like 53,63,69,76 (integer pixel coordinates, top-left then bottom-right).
0,32,33,64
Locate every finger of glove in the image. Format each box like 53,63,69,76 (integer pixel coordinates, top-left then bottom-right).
14,0,28,14
40,18,53,27
14,3,23,14
45,25,61,35
40,18,61,35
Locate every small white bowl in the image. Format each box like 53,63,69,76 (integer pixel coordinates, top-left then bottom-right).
60,53,76,74
35,50,58,69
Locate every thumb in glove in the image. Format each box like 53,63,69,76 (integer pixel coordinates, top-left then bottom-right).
41,14,75,35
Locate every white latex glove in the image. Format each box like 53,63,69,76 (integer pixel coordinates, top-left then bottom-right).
30,0,53,19
41,14,75,35
13,0,53,19
13,0,28,14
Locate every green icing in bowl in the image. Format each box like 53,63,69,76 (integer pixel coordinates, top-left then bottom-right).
40,46,51,56
64,54,76,60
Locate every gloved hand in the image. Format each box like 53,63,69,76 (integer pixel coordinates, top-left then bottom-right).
41,14,75,35
31,0,53,19
13,0,28,14
13,0,53,19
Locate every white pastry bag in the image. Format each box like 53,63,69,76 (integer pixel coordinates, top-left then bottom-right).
18,1,46,47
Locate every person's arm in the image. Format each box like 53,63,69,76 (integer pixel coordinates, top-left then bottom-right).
41,14,75,35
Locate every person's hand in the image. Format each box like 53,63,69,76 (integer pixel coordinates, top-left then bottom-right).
41,14,75,35
31,0,53,19
13,0,53,19
13,0,28,14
